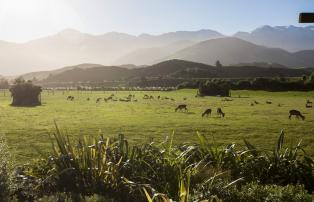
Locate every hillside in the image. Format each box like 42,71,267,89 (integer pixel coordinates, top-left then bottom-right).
166,38,314,68
293,50,314,65
114,40,195,65
20,63,103,81
41,59,313,83
44,66,133,82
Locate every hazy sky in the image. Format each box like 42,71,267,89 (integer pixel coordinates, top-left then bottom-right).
0,0,313,42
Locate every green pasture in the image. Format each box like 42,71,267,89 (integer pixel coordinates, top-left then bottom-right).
0,89,313,163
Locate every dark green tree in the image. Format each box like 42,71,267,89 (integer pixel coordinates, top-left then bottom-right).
10,79,42,106
216,60,222,68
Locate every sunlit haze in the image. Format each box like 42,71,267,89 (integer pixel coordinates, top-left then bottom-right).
0,0,313,42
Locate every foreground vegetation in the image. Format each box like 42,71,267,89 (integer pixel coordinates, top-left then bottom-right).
1,127,314,201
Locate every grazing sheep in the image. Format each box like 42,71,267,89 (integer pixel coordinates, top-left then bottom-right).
202,108,212,117
289,110,305,120
217,108,225,117
306,103,312,108
266,101,272,104
175,104,188,112
254,100,259,104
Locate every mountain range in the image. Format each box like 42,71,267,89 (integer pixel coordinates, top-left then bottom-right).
234,25,314,52
165,37,313,68
1,25,314,76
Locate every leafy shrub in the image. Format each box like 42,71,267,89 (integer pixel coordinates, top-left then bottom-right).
198,181,313,202
12,127,314,201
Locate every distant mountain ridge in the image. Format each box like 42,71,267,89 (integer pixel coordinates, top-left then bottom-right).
234,25,314,52
1,25,314,76
0,29,223,75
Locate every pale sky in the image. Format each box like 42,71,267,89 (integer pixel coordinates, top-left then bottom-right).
0,0,313,42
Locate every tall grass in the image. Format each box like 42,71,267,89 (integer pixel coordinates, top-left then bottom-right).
11,126,314,201
0,136,12,202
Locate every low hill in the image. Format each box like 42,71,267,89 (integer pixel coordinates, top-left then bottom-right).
166,38,314,68
41,59,313,83
20,63,104,81
44,66,133,82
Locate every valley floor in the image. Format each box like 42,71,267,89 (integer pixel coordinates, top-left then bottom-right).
0,89,313,163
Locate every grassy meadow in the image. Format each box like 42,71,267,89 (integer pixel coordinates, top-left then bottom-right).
0,89,313,163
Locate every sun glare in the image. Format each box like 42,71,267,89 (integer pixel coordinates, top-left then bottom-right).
0,0,81,42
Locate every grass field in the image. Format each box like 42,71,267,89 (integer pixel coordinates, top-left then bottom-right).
0,89,313,163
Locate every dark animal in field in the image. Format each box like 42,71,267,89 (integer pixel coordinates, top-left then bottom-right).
87,98,90,101
170,98,175,101
254,100,259,104
266,101,272,104
67,96,74,101
149,96,154,99
119,98,130,102
217,108,225,117
175,104,188,112
307,100,313,104
251,103,254,106
202,108,212,117
157,96,161,99
289,110,305,120
306,103,313,108
96,98,102,103
183,97,187,100
278,103,282,107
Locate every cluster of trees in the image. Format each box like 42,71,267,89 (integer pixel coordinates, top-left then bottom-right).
198,80,231,96
186,74,314,96
10,79,42,106
235,74,314,91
